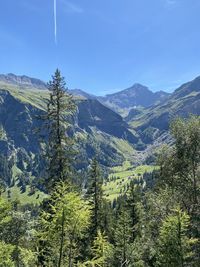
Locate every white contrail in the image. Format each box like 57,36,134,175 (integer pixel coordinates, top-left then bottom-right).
54,0,57,44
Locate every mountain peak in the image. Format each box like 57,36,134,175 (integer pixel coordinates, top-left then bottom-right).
99,83,169,111
130,83,148,88
106,83,150,97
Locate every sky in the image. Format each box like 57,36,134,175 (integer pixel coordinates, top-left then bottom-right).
0,0,200,95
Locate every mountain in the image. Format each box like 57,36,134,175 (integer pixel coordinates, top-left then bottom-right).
97,84,170,115
0,73,170,116
128,76,200,147
172,76,200,99
68,84,170,117
0,72,200,190
0,79,139,188
0,73,47,90
77,99,137,143
125,108,144,122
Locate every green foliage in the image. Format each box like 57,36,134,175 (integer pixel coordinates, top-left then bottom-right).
114,210,133,266
86,158,104,239
91,231,113,264
0,196,37,266
18,247,37,267
39,181,91,266
158,116,200,249
0,242,15,267
78,231,113,267
170,115,200,205
157,208,197,267
0,196,12,227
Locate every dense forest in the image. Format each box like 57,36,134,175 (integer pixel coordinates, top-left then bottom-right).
0,70,199,267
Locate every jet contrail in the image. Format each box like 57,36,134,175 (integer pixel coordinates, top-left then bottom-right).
54,0,57,44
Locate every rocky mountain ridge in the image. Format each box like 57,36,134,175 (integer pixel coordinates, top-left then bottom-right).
0,74,170,114
0,73,47,90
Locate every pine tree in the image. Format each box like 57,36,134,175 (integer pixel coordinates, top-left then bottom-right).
86,158,104,240
114,210,133,266
43,69,76,191
37,70,77,266
126,182,141,242
77,231,113,267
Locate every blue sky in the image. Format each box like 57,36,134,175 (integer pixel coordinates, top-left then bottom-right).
0,0,200,95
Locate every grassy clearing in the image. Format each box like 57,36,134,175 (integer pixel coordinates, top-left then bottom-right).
110,138,135,159
4,164,47,205
3,185,47,205
7,88,48,110
3,86,82,111
103,161,158,201
12,164,22,177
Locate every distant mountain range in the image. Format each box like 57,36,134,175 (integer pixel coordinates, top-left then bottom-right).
0,72,199,180
69,84,170,115
0,73,170,116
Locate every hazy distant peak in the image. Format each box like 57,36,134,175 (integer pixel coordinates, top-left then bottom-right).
106,83,150,97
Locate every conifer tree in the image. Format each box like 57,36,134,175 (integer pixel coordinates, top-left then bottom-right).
43,69,76,191
86,158,104,240
39,182,90,267
157,207,197,267
77,231,113,267
126,182,141,242
114,210,133,266
38,70,76,266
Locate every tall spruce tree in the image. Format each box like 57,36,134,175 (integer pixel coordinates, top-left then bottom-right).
114,209,133,267
44,69,76,191
126,182,141,242
86,158,104,240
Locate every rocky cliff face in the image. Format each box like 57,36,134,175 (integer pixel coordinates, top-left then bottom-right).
0,90,43,154
77,99,137,143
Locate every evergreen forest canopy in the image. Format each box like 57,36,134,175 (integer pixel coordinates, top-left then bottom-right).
0,69,199,266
